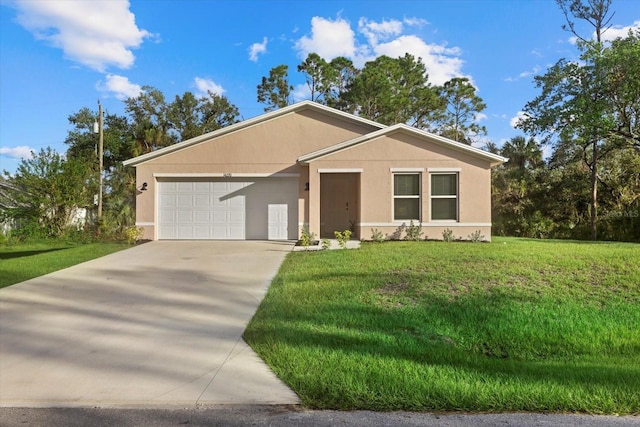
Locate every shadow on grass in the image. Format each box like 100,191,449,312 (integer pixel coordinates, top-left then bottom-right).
245,270,640,406
0,247,68,260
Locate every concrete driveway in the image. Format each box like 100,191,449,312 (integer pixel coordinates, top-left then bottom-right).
0,241,299,408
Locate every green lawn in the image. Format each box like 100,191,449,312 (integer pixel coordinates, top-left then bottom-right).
0,240,130,288
244,237,640,414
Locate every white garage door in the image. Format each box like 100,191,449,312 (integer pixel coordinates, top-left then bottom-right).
157,178,297,240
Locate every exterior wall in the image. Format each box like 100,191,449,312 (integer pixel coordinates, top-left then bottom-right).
306,131,494,241
132,110,379,240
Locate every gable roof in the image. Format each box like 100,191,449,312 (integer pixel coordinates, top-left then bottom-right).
298,123,507,167
123,100,386,167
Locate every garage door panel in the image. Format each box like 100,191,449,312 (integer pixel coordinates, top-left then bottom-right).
194,182,210,191
160,195,176,208
194,194,210,207
212,210,228,223
194,225,211,236
159,210,176,222
228,197,244,208
194,211,210,223
177,226,194,239
228,209,245,224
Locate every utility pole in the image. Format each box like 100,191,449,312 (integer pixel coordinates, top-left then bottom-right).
97,101,104,220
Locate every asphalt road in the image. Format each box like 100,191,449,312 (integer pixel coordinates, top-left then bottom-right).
1,406,638,427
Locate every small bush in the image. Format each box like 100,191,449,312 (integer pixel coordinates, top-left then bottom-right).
334,229,352,249
123,226,144,245
442,228,455,242
370,228,386,243
404,220,423,241
300,225,316,247
321,238,331,250
467,230,485,243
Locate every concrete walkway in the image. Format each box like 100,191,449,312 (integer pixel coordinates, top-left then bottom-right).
0,241,300,408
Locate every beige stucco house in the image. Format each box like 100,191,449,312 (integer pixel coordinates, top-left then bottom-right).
123,101,506,242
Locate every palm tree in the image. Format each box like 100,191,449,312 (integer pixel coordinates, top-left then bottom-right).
501,136,543,173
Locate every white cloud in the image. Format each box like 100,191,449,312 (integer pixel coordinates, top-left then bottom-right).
505,65,541,82
510,111,528,128
568,20,640,44
295,16,465,86
292,83,311,103
358,17,403,46
13,0,152,71
194,77,225,97
97,74,142,100
475,113,488,122
295,16,357,59
248,37,268,62
601,20,640,41
0,146,34,160
373,35,463,85
403,17,429,28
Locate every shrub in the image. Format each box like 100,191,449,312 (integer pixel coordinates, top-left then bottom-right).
404,220,423,241
321,238,331,250
370,228,386,243
442,228,455,242
334,229,352,249
467,230,485,243
300,225,316,247
123,226,144,245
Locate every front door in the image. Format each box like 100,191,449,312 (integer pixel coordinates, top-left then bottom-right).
320,173,359,238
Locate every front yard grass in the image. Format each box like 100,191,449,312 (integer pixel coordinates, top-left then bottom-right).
0,240,130,288
244,237,640,414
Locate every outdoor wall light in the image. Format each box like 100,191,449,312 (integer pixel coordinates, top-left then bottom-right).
140,182,148,191
304,182,309,191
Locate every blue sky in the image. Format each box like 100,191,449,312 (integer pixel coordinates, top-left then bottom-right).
1,0,638,174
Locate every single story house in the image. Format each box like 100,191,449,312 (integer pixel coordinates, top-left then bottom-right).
123,101,506,242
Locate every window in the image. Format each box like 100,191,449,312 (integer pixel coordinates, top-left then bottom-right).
431,173,458,221
394,174,420,220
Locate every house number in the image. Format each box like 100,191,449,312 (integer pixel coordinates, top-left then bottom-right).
223,173,232,177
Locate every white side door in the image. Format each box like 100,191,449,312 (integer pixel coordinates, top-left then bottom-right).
268,204,288,240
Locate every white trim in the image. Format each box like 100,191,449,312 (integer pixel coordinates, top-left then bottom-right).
428,167,461,172
358,222,492,227
317,168,363,173
429,172,459,221
135,222,155,226
390,167,424,172
392,172,421,222
153,173,300,178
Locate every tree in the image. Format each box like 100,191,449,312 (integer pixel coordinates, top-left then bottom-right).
501,136,543,174
344,54,438,126
518,0,615,240
325,56,359,110
600,32,640,152
432,77,487,144
257,65,293,112
297,53,334,103
1,148,92,237
167,91,201,141
491,136,548,238
125,86,176,155
167,91,240,140
197,91,240,133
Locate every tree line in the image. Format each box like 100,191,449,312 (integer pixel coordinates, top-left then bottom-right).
258,53,486,144
1,0,638,242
